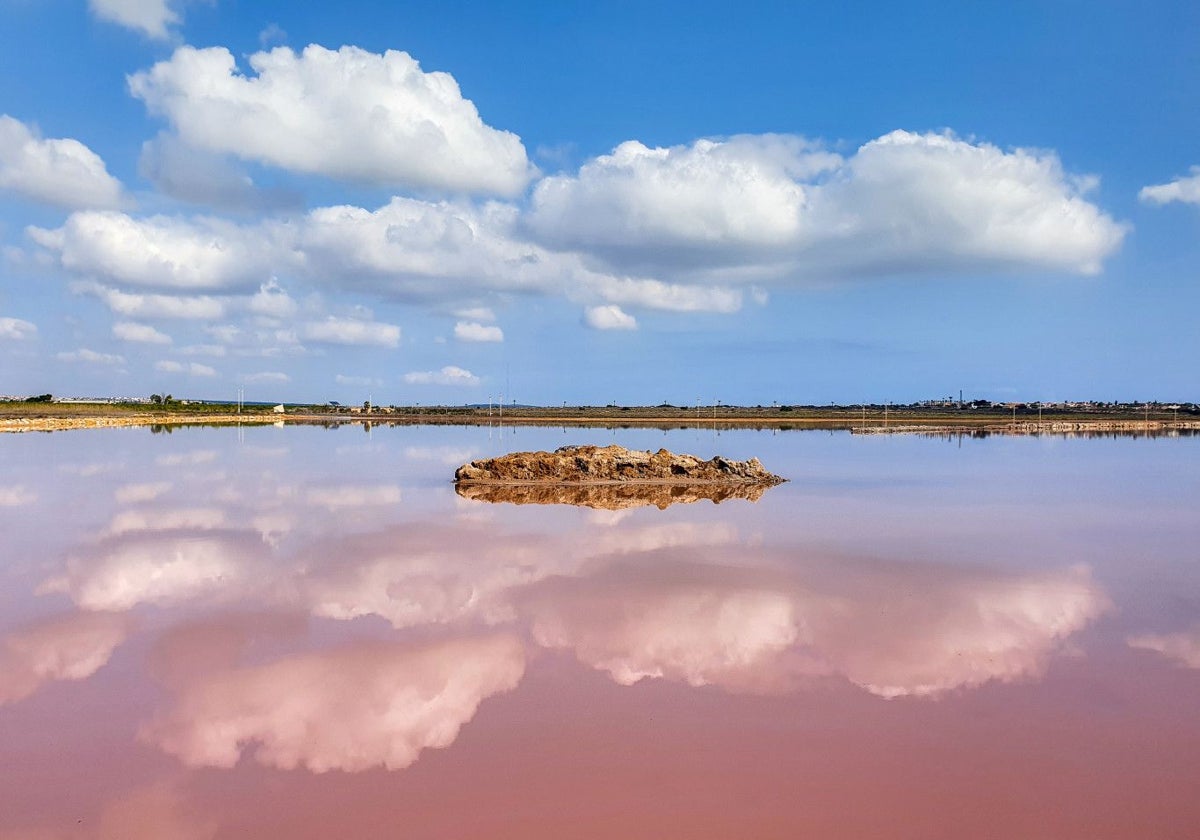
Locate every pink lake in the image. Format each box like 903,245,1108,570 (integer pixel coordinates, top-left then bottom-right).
1,424,1198,839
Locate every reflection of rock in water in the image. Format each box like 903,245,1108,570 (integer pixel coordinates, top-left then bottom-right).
455,444,785,486
455,480,776,510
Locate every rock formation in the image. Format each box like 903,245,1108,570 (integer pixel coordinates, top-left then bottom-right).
454,480,776,510
454,444,785,487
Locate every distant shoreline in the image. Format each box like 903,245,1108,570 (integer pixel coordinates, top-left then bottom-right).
2,403,1197,436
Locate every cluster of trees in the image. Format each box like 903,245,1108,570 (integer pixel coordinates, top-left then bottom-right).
149,393,174,404
23,393,53,403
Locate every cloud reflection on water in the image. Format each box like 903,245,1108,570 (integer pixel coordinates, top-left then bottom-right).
1128,627,1200,668
142,633,525,773
41,528,267,611
25,449,1114,773
0,611,132,706
521,556,1109,698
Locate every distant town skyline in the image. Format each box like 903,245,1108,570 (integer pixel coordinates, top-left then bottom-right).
1,1,1198,405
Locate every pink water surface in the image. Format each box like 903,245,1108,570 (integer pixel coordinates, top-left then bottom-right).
1,425,1197,838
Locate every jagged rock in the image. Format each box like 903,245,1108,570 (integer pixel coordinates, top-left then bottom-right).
455,480,775,510
453,444,785,487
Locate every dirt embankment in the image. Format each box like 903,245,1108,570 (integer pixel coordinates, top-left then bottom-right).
0,414,279,433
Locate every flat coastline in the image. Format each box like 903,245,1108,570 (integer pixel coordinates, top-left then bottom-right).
2,402,1196,435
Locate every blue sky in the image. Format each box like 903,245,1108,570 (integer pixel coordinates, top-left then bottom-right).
0,0,1197,405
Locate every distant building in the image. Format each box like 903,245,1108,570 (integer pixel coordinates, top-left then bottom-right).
272,404,285,414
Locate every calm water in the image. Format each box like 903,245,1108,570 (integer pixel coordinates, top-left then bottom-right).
1,424,1198,839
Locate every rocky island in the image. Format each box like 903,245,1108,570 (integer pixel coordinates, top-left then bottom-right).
453,445,784,509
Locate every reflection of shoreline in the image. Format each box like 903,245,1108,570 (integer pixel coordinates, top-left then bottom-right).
853,424,1200,439
455,480,778,509
5,412,1198,435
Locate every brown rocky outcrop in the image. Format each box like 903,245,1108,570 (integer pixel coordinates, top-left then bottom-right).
454,480,776,510
453,444,785,487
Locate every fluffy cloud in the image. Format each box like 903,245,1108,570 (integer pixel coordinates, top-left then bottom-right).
403,365,480,386
143,634,526,772
0,115,125,210
0,611,132,706
247,280,299,319
583,304,637,331
113,321,171,344
1128,627,1200,668
298,198,561,299
455,306,495,322
1139,166,1200,206
88,0,179,39
28,130,1122,344
78,283,228,320
139,132,301,213
29,212,288,292
240,371,290,384
528,130,1126,280
578,275,742,313
453,321,503,342
129,45,535,195
301,316,401,348
0,316,36,340
154,360,216,377
38,198,743,319
335,374,382,387
56,348,125,365
298,196,735,313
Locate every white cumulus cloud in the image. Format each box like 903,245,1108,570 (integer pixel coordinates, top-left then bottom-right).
247,280,299,319
298,196,736,313
453,320,503,342
528,130,1127,281
301,316,401,348
88,0,179,39
454,306,495,322
29,212,288,292
56,348,125,365
129,44,535,195
0,316,37,340
35,197,744,319
583,304,637,331
114,321,171,344
0,115,125,210
1139,166,1200,206
335,374,382,387
154,360,216,376
403,365,481,386
241,371,290,384
139,132,301,213
78,283,229,320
